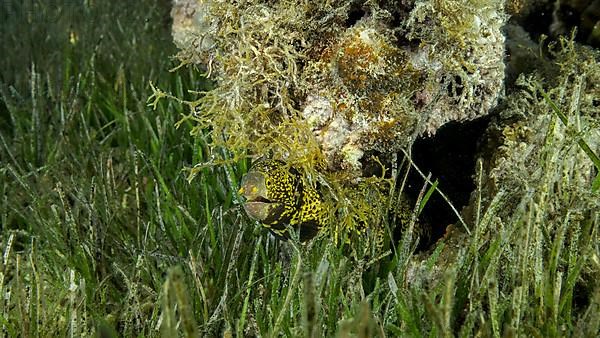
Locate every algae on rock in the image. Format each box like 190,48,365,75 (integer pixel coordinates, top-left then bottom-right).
171,0,506,175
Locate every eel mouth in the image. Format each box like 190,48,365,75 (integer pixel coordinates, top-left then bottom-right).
245,195,271,203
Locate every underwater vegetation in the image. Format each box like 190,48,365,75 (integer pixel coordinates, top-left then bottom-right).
1,0,598,336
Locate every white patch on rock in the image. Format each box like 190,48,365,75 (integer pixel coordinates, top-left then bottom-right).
301,95,333,130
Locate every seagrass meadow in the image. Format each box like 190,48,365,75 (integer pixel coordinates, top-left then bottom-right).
1,0,599,337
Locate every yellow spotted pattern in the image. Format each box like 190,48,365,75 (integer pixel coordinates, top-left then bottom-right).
244,160,326,240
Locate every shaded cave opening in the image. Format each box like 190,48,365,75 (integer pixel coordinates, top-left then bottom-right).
402,116,491,251
345,2,367,27
511,0,600,48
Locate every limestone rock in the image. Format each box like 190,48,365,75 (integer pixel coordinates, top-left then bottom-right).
171,0,507,176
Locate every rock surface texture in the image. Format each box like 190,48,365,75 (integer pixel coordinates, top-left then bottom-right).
171,0,506,176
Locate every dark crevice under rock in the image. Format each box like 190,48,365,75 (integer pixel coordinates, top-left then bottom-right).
511,0,600,48
345,3,367,27
404,116,492,251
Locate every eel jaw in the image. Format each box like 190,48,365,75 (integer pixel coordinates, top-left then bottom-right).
243,200,276,221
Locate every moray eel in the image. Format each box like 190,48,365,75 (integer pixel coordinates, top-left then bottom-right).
238,160,325,241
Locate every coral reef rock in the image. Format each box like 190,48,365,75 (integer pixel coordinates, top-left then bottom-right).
171,0,506,176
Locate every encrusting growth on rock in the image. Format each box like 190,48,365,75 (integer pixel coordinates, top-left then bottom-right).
171,0,506,174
